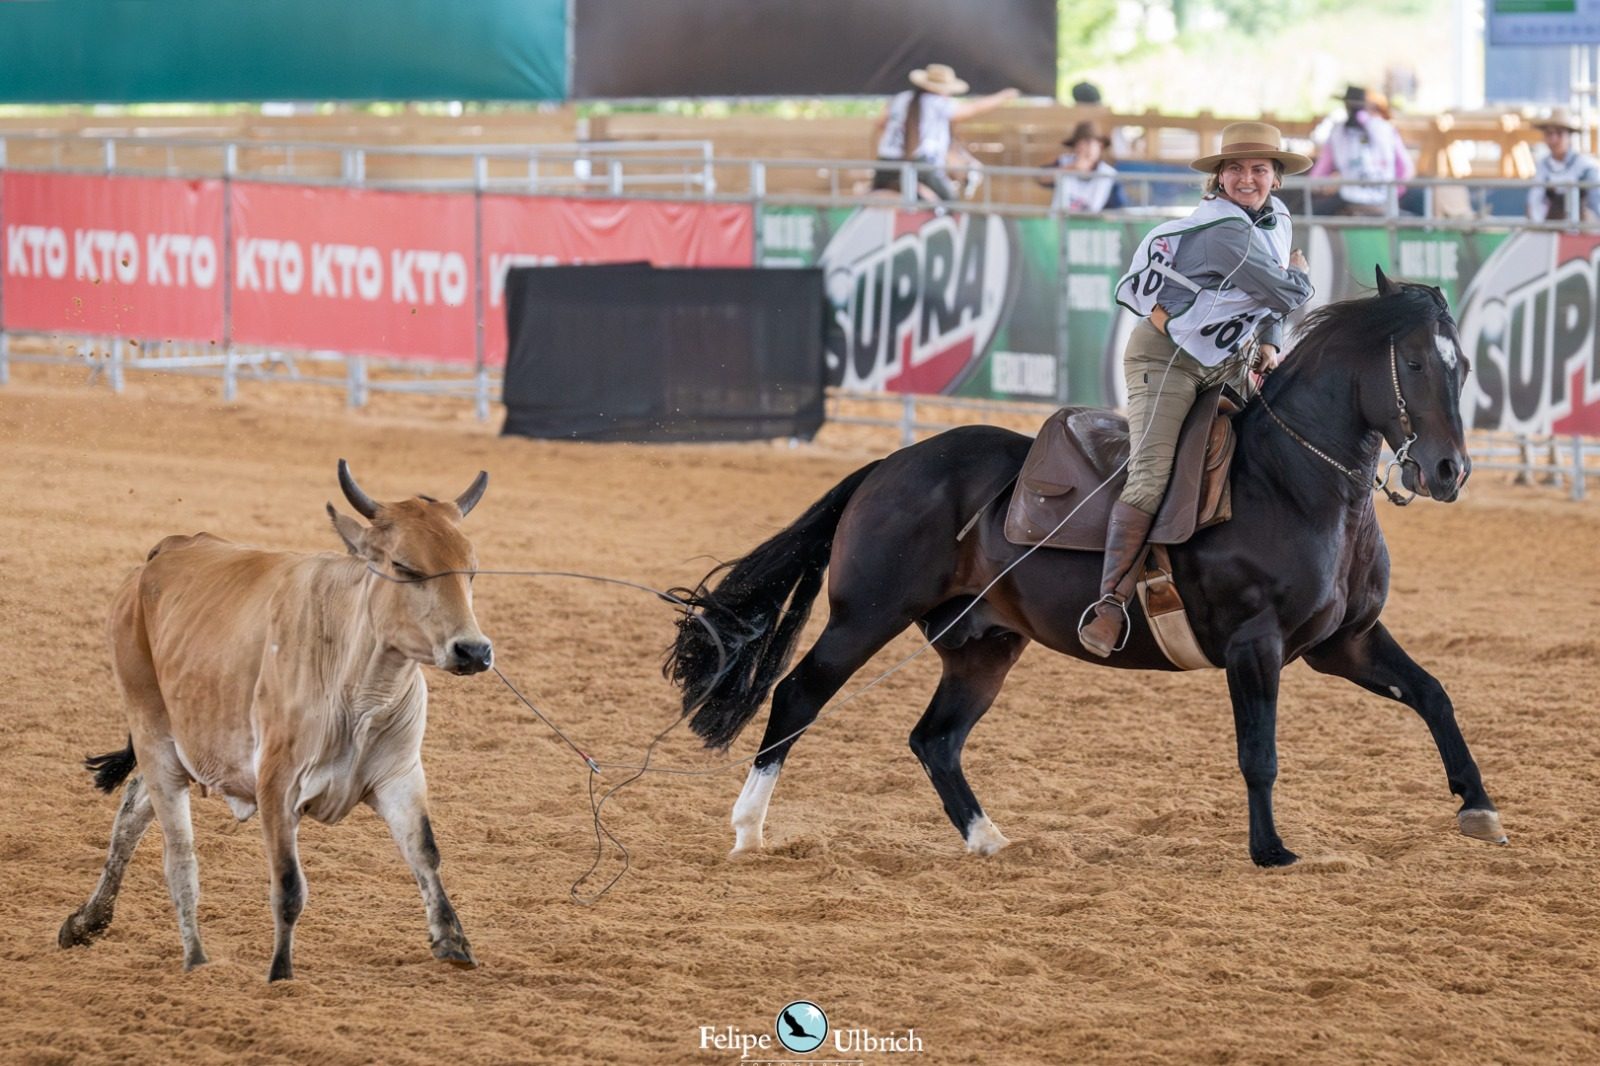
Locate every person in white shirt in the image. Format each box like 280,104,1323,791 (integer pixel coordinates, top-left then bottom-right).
1041,121,1127,212
871,64,1018,202
1527,107,1600,223
1309,85,1414,216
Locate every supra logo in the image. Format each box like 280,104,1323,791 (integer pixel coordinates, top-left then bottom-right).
1458,230,1600,435
819,206,1013,394
774,1001,827,1054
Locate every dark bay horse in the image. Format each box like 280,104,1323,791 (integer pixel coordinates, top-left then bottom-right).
667,269,1505,867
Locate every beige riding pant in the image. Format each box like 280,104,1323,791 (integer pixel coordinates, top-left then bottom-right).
1119,319,1252,516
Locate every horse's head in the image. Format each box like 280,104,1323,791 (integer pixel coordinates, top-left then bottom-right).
1362,267,1472,503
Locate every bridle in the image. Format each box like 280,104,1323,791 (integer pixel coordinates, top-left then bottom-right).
1257,335,1419,507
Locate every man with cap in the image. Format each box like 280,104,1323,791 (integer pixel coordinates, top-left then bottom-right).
871,64,1019,202
1308,85,1414,216
1041,120,1126,212
1528,107,1600,223
1078,122,1315,658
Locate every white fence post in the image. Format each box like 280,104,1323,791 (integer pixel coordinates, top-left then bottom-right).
347,358,368,408
1575,435,1587,501
901,393,916,447
109,338,125,394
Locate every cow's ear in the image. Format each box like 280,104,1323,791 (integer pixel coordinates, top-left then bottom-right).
326,503,370,557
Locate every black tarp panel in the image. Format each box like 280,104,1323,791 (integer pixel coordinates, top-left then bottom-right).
502,265,826,442
572,0,1056,98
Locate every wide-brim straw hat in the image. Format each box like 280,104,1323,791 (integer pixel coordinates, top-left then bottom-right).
1190,121,1313,176
909,64,969,97
1062,120,1111,148
1535,106,1581,133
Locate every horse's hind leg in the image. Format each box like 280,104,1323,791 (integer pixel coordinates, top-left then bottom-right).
59,774,155,948
729,614,910,856
909,631,1028,855
1305,621,1504,844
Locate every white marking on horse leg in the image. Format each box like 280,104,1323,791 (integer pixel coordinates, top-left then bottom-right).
730,764,780,856
964,813,1011,856
1388,685,1404,700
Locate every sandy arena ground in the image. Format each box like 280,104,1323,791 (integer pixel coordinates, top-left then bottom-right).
1,365,1598,1065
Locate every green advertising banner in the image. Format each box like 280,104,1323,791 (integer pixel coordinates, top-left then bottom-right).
759,204,1061,401
762,208,1596,434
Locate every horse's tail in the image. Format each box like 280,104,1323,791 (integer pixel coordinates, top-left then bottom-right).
83,737,138,794
665,460,882,750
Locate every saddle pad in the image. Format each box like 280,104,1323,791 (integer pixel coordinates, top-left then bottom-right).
1003,384,1237,552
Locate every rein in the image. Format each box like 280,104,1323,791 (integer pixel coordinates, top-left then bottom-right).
1257,335,1418,507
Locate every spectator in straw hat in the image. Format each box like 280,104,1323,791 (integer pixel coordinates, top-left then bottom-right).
1528,107,1600,223
871,64,1019,202
1309,84,1414,216
1078,121,1313,658
1040,120,1126,212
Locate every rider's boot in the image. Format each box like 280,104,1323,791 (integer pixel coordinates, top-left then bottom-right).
1077,501,1157,658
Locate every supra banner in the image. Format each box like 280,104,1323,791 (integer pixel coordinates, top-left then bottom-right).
2,171,224,342
230,182,477,361
480,196,753,362
759,204,1060,401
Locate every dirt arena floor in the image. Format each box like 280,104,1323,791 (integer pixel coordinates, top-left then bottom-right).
2,365,1598,1066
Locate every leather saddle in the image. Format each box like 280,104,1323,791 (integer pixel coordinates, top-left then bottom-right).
1003,384,1241,552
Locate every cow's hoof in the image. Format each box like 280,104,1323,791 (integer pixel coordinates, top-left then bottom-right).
1458,808,1508,845
58,910,107,949
433,939,478,969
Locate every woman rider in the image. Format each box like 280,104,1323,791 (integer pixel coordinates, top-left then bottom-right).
1078,122,1316,657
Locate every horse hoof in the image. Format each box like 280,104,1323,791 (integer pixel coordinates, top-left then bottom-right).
1458,808,1508,845
964,816,1011,856
183,950,209,972
1251,844,1299,868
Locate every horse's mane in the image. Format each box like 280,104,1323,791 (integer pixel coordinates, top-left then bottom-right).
1289,282,1453,370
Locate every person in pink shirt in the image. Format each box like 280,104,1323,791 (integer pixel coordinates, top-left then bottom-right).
1310,85,1415,216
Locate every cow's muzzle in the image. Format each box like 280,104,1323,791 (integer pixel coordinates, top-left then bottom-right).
447,639,494,675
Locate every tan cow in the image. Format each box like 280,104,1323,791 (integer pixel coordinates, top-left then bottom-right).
60,460,493,981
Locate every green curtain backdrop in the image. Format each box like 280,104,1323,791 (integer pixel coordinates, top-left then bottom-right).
0,0,568,102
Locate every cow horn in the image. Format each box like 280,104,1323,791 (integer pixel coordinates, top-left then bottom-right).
338,459,380,519
455,471,489,517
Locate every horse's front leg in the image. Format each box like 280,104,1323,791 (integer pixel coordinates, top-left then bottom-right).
1224,621,1297,867
1305,621,1505,845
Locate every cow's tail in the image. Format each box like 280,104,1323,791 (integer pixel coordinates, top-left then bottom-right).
664,460,881,750
83,738,137,794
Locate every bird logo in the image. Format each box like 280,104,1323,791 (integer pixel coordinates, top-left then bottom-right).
774,1000,828,1054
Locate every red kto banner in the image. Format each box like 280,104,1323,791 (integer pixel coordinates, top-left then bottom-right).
480,196,753,362
230,182,476,362
2,172,225,341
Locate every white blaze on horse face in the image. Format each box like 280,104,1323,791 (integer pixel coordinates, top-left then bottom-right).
964,813,1011,856
730,764,780,855
1434,333,1458,371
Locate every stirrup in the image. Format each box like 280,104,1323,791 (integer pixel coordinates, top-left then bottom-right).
1077,594,1132,654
